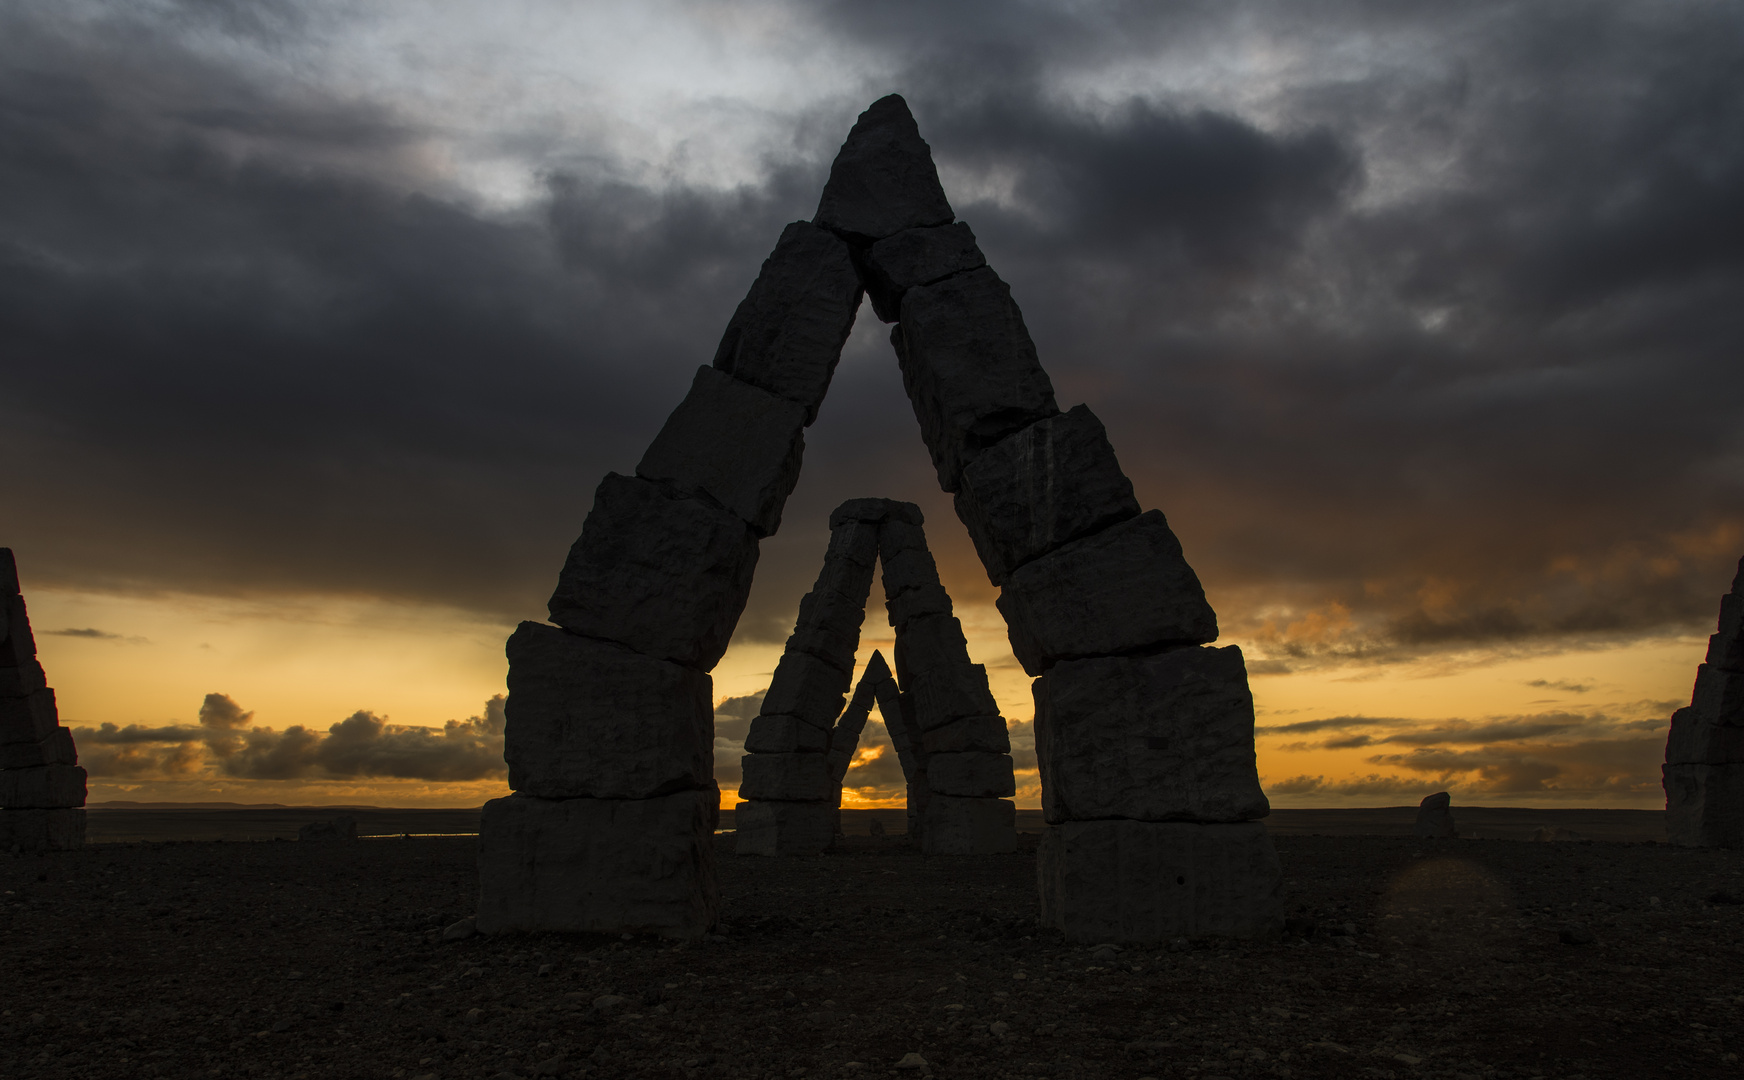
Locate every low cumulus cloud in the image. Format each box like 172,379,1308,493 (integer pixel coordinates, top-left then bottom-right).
74,693,507,782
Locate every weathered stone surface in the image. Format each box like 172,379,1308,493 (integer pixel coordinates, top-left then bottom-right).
1034,646,1268,825
955,405,1142,585
786,587,870,673
713,222,862,423
881,547,941,596
895,267,1060,491
1414,791,1456,838
733,799,834,857
893,614,971,683
873,682,926,788
1037,820,1283,942
1666,706,1744,765
927,752,1016,798
0,689,59,745
1665,762,1744,848
761,650,853,730
825,518,881,568
0,548,17,596
1710,592,1744,671
0,807,85,851
0,661,46,700
909,664,999,732
503,623,713,800
548,473,758,671
830,497,922,527
1,593,36,668
0,764,86,808
998,511,1218,676
884,582,952,631
744,714,829,755
876,519,929,557
738,752,833,802
636,366,808,537
921,795,1016,855
861,222,986,322
814,95,954,243
476,789,719,937
0,726,77,770
920,713,1011,755
826,658,884,781
1692,663,1744,724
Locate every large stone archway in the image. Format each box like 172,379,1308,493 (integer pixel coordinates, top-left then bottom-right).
477,96,1280,942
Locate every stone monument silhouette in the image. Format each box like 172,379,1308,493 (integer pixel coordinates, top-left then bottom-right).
478,95,1280,941
1665,557,1744,847
0,549,87,851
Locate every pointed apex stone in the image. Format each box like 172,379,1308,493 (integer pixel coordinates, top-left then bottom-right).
815,95,954,242
1,549,17,597
1732,556,1744,595
863,649,892,682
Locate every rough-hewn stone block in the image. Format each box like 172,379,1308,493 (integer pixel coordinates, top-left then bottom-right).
0,727,77,770
895,267,1060,491
881,547,940,596
0,689,59,745
884,582,952,632
921,795,1015,855
830,498,922,527
1708,592,1744,672
0,807,84,852
955,405,1141,585
1034,646,1268,825
997,511,1217,676
893,614,971,683
636,366,808,537
1665,762,1744,848
1666,706,1744,765
713,222,862,423
502,623,713,800
744,714,829,755
920,713,1010,755
761,650,853,730
1037,820,1283,942
814,95,954,243
0,659,46,700
476,789,719,937
0,548,17,596
548,473,758,671
927,751,1016,798
733,799,834,857
861,222,986,322
1692,663,1744,724
908,664,998,731
1,594,37,668
0,764,86,808
1414,791,1456,838
738,752,833,802
876,519,929,557
786,587,870,674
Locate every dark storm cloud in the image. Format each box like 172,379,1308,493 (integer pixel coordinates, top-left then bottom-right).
4,1,1742,669
72,693,507,782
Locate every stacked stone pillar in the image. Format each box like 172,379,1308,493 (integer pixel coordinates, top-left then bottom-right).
739,498,1016,855
1665,557,1744,847
478,222,863,935
0,549,86,851
819,96,1281,939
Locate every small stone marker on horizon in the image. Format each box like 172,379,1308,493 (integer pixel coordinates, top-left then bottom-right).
0,548,88,851
1664,555,1744,847
477,94,1280,941
736,499,1017,857
1414,791,1456,838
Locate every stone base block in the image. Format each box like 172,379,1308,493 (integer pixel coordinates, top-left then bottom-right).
1037,820,1282,942
476,789,718,937
0,688,59,745
745,714,829,755
1665,762,1744,848
0,764,86,808
921,795,1016,855
0,807,85,851
762,650,853,730
733,799,834,857
738,751,832,801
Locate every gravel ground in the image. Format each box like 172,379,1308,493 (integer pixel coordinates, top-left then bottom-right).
3,831,1742,1080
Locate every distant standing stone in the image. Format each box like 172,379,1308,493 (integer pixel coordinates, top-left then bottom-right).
1414,791,1456,838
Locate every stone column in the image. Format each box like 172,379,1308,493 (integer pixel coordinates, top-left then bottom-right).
1665,557,1744,847
823,95,1281,939
479,222,862,935
824,653,886,835
0,549,86,851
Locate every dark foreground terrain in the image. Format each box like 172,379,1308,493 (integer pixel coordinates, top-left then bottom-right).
3,827,1742,1080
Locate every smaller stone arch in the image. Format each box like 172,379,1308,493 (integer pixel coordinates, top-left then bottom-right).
735,499,1017,856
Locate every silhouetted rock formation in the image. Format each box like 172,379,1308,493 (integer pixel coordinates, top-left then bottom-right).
0,549,86,851
1415,791,1456,838
737,499,1017,857
1665,557,1744,847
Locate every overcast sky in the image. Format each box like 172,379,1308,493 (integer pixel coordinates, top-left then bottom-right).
4,0,1741,806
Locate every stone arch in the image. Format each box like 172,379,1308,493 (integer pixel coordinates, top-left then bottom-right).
735,499,1017,857
478,96,1278,943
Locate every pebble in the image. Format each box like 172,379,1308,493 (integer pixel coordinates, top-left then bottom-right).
1559,925,1597,946
593,994,627,1011
895,1051,928,1069
442,917,477,941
